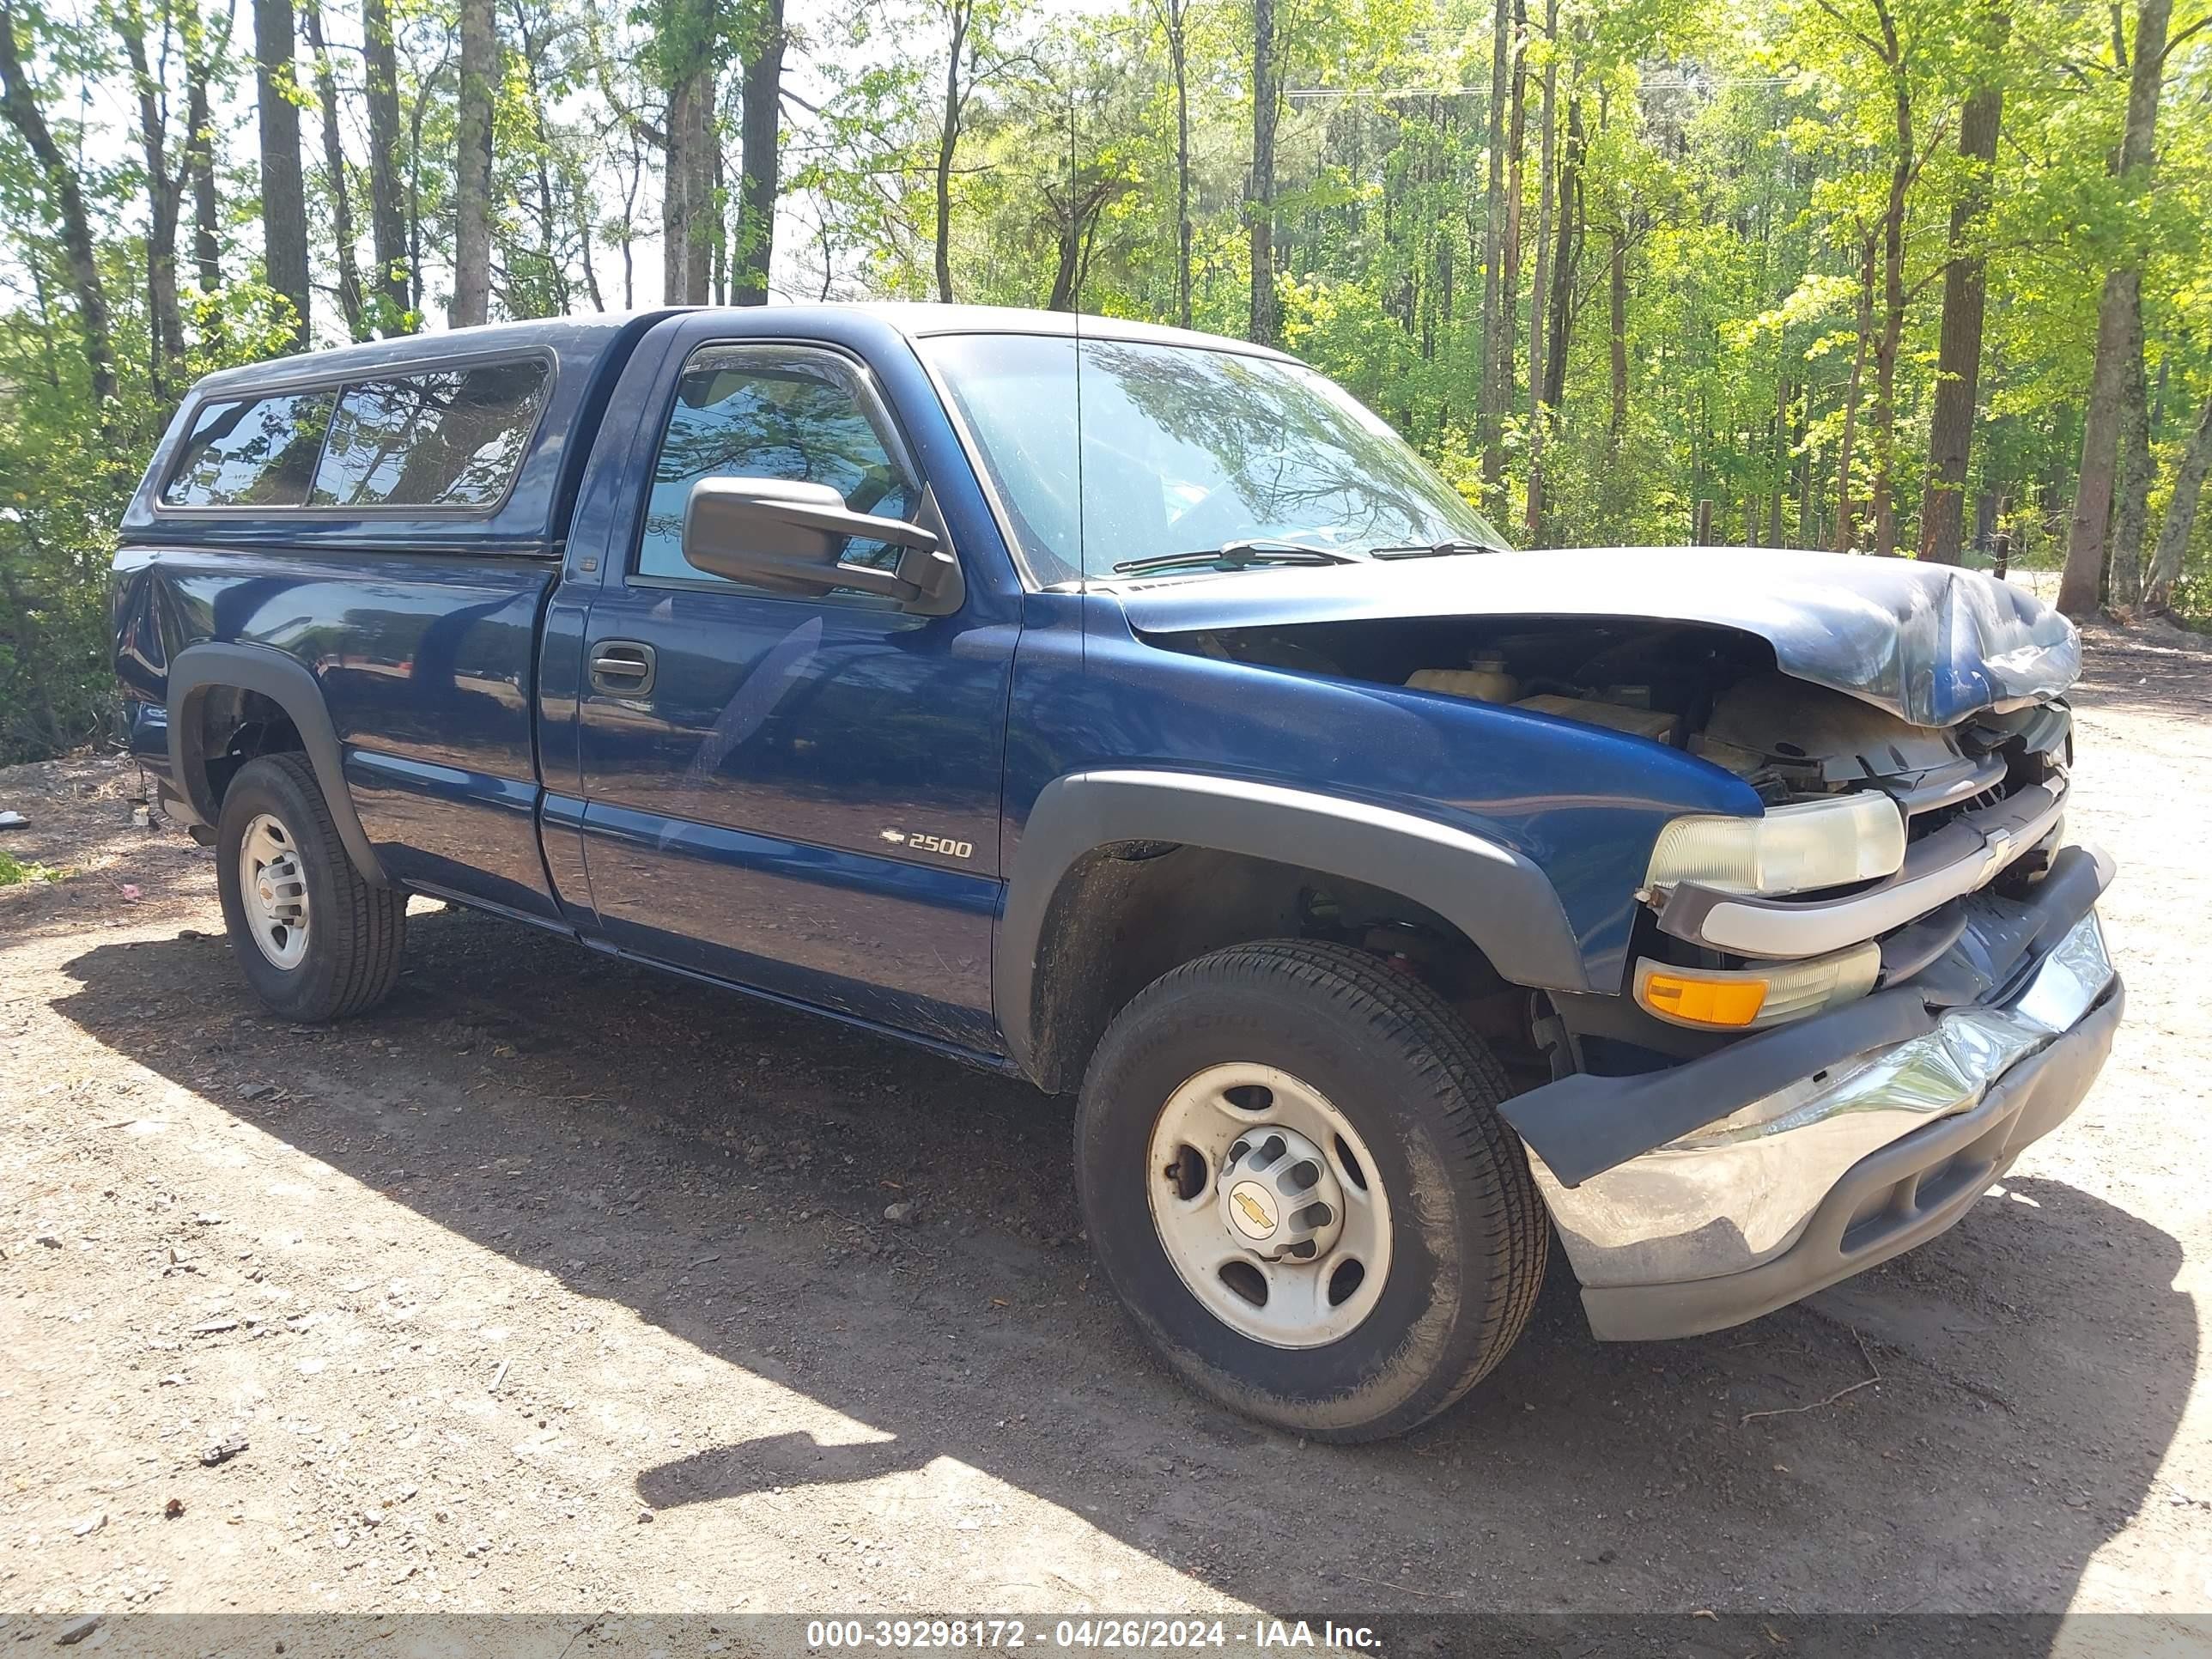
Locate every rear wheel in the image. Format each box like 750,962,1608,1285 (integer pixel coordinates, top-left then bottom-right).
215,753,405,1022
1075,939,1547,1441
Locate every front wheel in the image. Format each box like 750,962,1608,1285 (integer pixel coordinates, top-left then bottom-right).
1075,940,1547,1441
215,752,406,1023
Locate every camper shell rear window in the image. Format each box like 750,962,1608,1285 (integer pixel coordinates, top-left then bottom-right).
160,352,552,515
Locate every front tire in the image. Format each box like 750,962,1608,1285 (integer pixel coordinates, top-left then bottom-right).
1075,940,1547,1441
215,752,405,1023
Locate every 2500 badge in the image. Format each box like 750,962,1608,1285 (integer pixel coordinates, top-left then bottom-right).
881,827,975,860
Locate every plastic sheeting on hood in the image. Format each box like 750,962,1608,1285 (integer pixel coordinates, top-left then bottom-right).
1111,547,2081,728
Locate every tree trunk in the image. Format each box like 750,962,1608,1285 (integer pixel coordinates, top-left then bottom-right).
187,39,221,295
618,128,643,309
2057,0,2171,617
2110,295,2150,608
578,196,606,311
1868,11,1911,559
1474,0,1510,483
732,0,785,307
0,0,118,410
1540,95,1579,415
1607,230,1627,440
1869,186,1907,556
512,0,568,318
1799,379,1818,544
451,0,495,325
407,70,429,313
2145,390,2212,610
669,59,714,304
1918,75,2002,564
301,0,366,339
114,0,187,392
1769,374,1788,546
2052,283,2141,615
1046,179,1115,312
714,146,728,304
1834,231,1875,551
1165,0,1191,328
253,0,311,346
1500,0,1526,418
1521,3,1556,544
1248,0,1278,344
2060,268,2140,611
362,0,411,325
934,0,969,305
1526,0,1555,408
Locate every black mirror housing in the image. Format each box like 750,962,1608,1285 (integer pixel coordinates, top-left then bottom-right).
679,476,963,615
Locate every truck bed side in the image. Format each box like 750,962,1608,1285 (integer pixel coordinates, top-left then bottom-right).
116,545,563,916
113,313,671,924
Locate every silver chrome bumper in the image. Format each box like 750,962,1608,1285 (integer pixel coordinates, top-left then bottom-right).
1531,910,2118,1304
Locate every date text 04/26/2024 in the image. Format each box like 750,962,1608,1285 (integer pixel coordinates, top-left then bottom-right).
803,1618,1382,1652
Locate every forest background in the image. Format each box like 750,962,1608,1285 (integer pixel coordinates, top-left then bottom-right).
1,0,2207,762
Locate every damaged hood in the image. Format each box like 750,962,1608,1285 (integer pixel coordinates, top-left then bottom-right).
1111,546,2080,727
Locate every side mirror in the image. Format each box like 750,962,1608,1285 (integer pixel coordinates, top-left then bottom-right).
680,476,963,615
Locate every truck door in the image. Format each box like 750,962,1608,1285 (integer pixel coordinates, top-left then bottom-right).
558,317,1014,1052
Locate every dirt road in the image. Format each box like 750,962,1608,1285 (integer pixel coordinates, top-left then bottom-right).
3,623,2209,1642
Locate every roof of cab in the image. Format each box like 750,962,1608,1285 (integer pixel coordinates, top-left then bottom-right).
838,302,1297,361
184,301,1292,399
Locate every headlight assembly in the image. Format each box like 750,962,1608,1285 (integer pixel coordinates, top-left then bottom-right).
1644,793,1906,898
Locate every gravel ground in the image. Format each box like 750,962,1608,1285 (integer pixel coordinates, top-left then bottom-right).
2,622,2209,1644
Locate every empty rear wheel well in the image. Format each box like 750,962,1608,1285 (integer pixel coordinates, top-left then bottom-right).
192,687,305,809
1027,843,1538,1093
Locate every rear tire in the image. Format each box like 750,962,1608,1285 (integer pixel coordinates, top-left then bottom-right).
1075,939,1547,1441
216,752,405,1023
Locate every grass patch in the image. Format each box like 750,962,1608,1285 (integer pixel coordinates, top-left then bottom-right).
0,848,67,886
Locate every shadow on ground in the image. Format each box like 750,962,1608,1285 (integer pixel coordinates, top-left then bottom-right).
54,907,2196,1626
2069,621,2212,722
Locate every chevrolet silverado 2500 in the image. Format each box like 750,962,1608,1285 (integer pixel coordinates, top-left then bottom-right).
112,305,2120,1440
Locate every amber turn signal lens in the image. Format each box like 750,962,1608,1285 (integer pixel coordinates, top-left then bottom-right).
1636,969,1768,1028
1632,943,1881,1031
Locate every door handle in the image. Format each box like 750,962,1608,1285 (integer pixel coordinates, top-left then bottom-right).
588,641,657,696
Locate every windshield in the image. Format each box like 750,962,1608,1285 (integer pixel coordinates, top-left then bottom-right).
917,333,1510,586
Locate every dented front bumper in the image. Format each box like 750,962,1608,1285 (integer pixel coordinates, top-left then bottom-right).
1510,858,2121,1341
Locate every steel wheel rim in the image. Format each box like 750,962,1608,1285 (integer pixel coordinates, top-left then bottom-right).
238,811,311,970
1146,1061,1395,1349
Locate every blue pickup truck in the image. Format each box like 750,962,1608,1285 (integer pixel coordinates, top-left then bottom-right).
112,305,2120,1440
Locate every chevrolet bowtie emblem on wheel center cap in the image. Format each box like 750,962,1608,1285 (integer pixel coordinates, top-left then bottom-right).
1214,1122,1347,1263
1228,1181,1279,1238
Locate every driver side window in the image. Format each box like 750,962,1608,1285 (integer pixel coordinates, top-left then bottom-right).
635,343,921,599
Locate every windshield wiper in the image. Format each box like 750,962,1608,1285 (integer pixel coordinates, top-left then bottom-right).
1110,539,1358,576
1367,538,1506,560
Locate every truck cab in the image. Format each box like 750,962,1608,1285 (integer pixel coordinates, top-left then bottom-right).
114,304,2121,1441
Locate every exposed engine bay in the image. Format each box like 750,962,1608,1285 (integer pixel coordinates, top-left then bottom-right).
1157,614,2069,821
1152,614,2078,1065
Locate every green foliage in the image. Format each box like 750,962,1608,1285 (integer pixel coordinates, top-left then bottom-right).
2,0,2209,769
0,848,68,884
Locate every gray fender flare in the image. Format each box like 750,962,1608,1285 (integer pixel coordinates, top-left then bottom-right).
166,641,390,886
995,769,1588,1083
